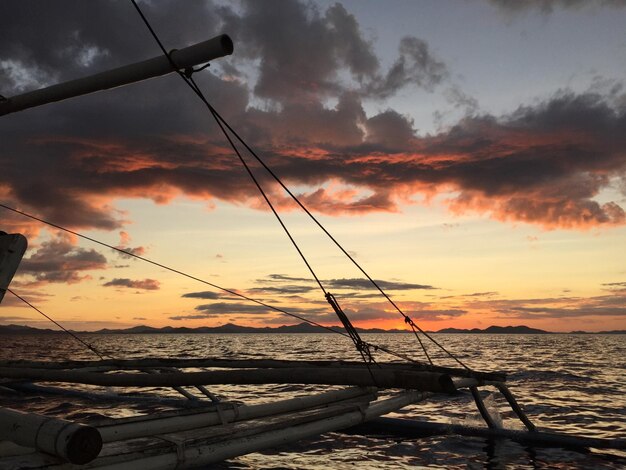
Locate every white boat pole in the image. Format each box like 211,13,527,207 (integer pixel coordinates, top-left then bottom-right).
0,407,102,464
0,34,233,117
98,387,376,442
93,391,426,470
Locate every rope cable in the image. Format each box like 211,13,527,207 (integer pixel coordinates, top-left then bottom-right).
0,202,427,366
187,84,466,368
128,0,470,369
7,289,106,360
204,106,467,369
129,0,382,369
1,0,464,371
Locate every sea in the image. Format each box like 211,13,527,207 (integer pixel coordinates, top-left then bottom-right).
0,332,624,469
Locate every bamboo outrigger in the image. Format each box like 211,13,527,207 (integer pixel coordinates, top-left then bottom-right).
1,20,624,469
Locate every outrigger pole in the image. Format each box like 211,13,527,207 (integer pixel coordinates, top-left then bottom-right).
0,34,233,117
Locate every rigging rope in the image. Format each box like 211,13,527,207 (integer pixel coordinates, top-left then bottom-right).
0,202,417,366
7,288,106,360
129,0,379,371
128,0,470,370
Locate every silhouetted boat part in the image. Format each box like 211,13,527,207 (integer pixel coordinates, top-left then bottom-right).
1,23,623,470
346,417,626,451
0,388,424,469
0,233,27,304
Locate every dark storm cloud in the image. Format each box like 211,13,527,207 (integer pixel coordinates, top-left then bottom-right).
19,234,107,283
342,303,465,322
265,274,313,283
502,305,626,318
364,37,448,99
365,110,417,150
248,285,316,295
182,291,222,300
325,278,435,291
195,302,271,315
1,1,624,232
465,291,499,297
420,92,626,228
465,291,626,320
220,0,439,103
169,301,328,320
0,0,221,94
102,278,160,290
258,274,434,291
486,0,626,14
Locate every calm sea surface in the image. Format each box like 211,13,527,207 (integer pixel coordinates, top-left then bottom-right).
1,333,624,469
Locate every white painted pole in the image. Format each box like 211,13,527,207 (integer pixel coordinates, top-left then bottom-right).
0,34,233,117
0,407,102,464
94,391,425,470
98,386,376,442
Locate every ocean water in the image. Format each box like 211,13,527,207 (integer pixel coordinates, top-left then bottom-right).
0,332,624,469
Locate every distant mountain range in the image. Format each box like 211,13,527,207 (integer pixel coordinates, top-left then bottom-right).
0,323,624,335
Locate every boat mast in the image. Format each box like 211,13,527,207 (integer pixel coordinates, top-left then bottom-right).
0,34,233,116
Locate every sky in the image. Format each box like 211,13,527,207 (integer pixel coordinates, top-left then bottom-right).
0,0,625,333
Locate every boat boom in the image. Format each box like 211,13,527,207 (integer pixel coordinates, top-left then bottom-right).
0,34,233,117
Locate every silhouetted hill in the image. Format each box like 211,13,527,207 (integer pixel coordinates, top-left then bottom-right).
436,325,548,334
0,324,61,334
1,323,623,335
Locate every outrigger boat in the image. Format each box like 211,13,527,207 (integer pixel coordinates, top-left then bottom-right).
0,9,624,469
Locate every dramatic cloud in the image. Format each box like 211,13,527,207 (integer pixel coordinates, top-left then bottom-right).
1,0,624,236
486,0,626,14
325,278,435,291
342,302,466,322
18,234,107,283
502,305,626,318
102,278,160,290
601,281,626,291
260,274,434,291
248,285,316,295
196,302,272,315
115,231,147,257
182,291,223,300
364,37,448,98
170,300,328,320
463,291,626,320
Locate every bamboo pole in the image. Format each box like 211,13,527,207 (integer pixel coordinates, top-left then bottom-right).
9,382,213,408
495,383,536,432
346,417,626,450
0,407,102,464
0,366,457,392
470,386,500,429
0,34,233,116
0,358,506,382
94,391,425,470
98,386,376,442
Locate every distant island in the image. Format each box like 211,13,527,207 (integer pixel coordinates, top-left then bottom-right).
0,323,624,335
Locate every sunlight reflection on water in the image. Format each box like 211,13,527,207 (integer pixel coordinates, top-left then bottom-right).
1,333,624,469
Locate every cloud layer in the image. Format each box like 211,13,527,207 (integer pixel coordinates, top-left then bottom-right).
1,0,624,239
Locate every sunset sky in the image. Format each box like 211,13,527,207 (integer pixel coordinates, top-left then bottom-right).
1,0,625,332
